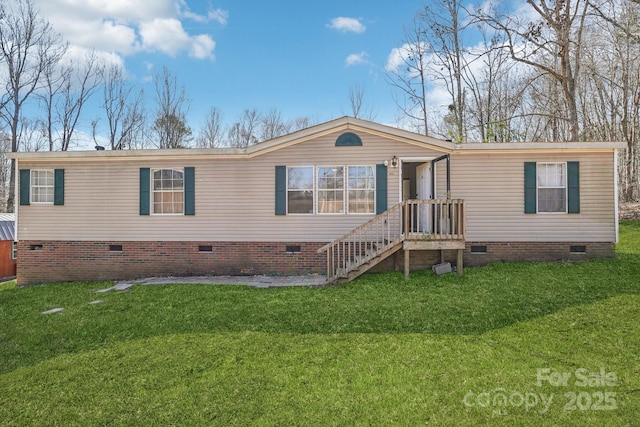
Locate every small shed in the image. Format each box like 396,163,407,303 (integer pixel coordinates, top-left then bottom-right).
0,213,16,279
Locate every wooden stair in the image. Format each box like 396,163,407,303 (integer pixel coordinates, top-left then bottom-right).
332,242,404,284
318,199,466,285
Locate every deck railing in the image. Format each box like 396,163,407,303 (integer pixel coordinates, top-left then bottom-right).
318,199,465,283
404,199,465,240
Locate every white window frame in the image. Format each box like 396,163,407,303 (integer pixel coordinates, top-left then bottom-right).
347,165,376,215
30,169,54,204
286,166,315,215
151,168,185,215
316,166,345,215
286,165,377,215
537,162,567,214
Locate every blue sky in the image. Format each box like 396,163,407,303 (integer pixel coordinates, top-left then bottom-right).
33,0,430,145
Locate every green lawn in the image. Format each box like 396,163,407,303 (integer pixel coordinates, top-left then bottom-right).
1,223,639,426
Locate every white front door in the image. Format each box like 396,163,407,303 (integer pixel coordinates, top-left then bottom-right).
416,162,432,233
416,162,431,200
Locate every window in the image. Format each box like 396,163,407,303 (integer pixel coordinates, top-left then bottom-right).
284,165,377,215
348,166,375,214
287,167,314,214
30,170,54,203
152,168,184,214
317,167,344,214
537,163,566,213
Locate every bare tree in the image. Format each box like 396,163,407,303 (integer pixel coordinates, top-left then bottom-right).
0,132,11,210
385,15,432,135
152,66,192,149
418,0,469,142
40,51,103,151
195,107,225,148
227,109,261,148
18,116,46,152
101,64,146,150
457,26,524,142
475,0,594,142
0,0,66,211
579,1,640,200
39,53,67,151
290,116,315,132
259,108,290,141
347,84,377,121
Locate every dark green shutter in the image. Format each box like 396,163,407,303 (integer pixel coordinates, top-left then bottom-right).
184,167,195,215
140,168,150,215
524,162,537,214
19,169,30,206
567,161,580,214
275,166,286,215
376,164,387,214
54,169,64,205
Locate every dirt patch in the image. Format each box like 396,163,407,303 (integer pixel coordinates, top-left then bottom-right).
619,202,640,220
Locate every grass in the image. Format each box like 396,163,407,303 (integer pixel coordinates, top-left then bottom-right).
0,222,639,425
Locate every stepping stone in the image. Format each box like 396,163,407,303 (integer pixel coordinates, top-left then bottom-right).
41,307,64,315
88,300,105,304
94,283,134,293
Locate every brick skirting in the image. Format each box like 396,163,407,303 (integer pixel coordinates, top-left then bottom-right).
17,240,326,286
370,241,615,274
16,240,616,286
462,241,616,266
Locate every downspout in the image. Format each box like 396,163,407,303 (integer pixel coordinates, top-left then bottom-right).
14,157,19,271
614,149,619,243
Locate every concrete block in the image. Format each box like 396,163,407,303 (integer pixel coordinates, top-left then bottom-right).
432,262,452,276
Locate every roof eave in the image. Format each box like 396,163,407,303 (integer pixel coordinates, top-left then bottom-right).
6,116,458,160
454,141,626,153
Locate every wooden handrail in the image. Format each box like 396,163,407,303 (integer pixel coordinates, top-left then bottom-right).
318,199,465,283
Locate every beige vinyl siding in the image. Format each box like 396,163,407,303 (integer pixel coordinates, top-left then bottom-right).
17,129,444,242
450,151,616,242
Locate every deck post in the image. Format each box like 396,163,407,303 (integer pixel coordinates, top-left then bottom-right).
457,248,464,275
440,249,445,264
404,249,410,280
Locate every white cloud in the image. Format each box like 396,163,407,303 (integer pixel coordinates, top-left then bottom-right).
139,18,214,59
207,8,229,25
63,45,126,70
385,46,404,73
190,34,216,60
345,52,368,67
385,43,412,73
37,0,175,24
33,0,221,61
178,0,229,25
327,17,366,34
